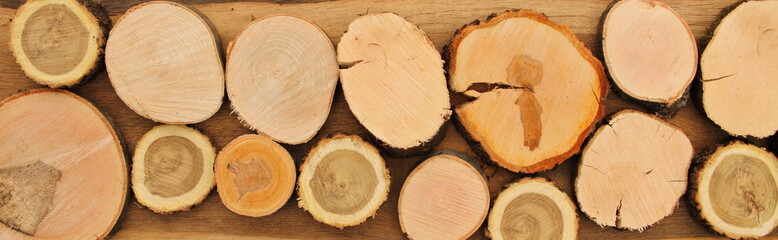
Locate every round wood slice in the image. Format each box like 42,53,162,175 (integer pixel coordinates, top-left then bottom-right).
131,124,215,214
337,12,450,156
398,151,489,240
9,0,110,88
488,178,577,240
297,134,389,228
226,15,337,145
700,0,778,138
575,110,693,230
602,0,696,117
689,141,778,239
105,1,224,124
0,89,126,239
215,134,295,217
446,9,608,173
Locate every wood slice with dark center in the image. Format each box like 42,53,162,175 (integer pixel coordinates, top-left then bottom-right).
488,178,577,240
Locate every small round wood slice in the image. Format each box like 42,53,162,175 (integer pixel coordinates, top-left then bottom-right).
689,141,778,239
575,110,693,231
602,0,696,117
131,124,215,214
700,0,778,138
446,9,608,173
398,151,489,240
337,12,450,156
215,134,295,217
0,89,126,239
488,178,577,240
10,0,110,88
297,134,390,228
226,15,338,145
105,1,224,124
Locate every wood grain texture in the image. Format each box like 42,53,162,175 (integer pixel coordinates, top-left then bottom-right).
0,0,772,239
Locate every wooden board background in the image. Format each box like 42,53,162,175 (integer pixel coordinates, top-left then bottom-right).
0,0,774,239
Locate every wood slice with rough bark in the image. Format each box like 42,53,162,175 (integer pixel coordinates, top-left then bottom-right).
297,134,389,229
131,124,215,214
226,15,337,144
688,141,778,239
215,134,295,217
602,0,697,117
0,89,126,239
398,151,489,240
575,110,693,230
337,12,450,157
105,1,224,124
488,178,577,240
700,0,778,138
446,9,608,173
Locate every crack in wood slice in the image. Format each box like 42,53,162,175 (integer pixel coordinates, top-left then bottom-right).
0,161,61,235
488,178,577,240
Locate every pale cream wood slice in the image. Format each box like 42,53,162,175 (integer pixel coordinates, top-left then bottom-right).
488,178,577,240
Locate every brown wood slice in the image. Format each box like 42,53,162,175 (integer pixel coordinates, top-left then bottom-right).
398,151,489,240
700,0,778,138
0,89,126,239
226,15,337,145
688,141,778,239
337,12,450,156
297,134,389,229
575,110,693,231
215,134,295,217
446,9,608,173
9,0,110,88
105,1,224,124
602,0,697,117
131,124,216,214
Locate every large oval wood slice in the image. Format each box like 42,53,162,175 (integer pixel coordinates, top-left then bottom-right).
488,178,577,240
575,110,693,230
602,0,696,117
9,0,110,88
0,89,126,239
446,9,608,173
337,12,450,156
700,0,778,137
105,1,224,124
226,15,337,144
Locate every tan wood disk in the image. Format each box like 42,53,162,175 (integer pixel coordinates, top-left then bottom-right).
446,9,608,173
297,134,390,228
488,178,578,240
602,0,697,117
105,1,224,124
700,0,778,138
337,12,451,156
215,134,295,217
575,110,693,231
398,151,489,240
689,141,778,239
9,0,110,88
226,15,338,144
132,124,216,214
0,89,126,239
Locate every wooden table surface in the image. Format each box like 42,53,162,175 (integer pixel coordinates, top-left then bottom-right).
0,0,774,239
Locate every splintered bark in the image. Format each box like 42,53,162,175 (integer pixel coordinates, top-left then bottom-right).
337,13,451,156
9,0,110,88
131,125,216,214
688,141,778,239
700,0,778,138
446,9,608,173
297,134,390,229
105,1,224,124
488,178,578,240
602,0,696,117
575,110,693,231
398,151,489,240
226,15,338,145
0,89,126,239
215,135,295,217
